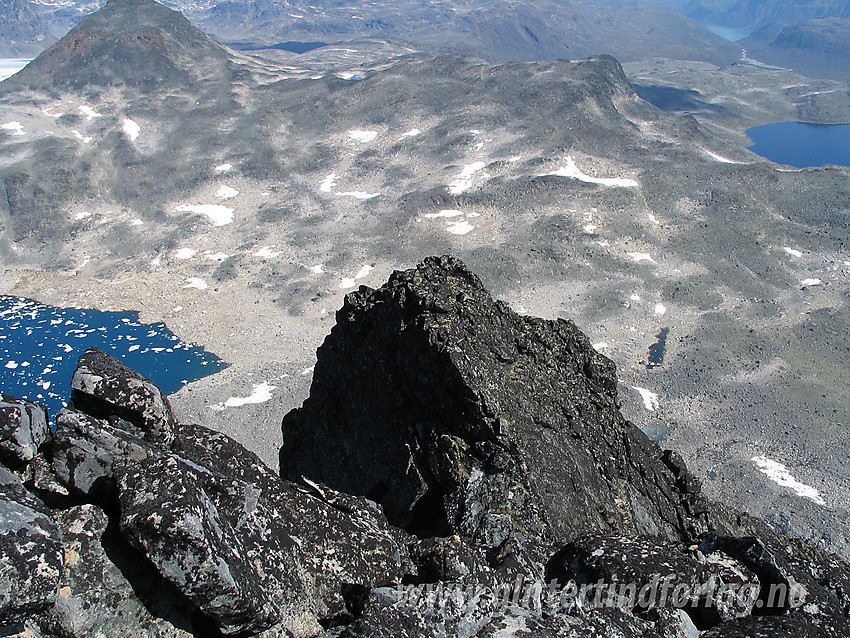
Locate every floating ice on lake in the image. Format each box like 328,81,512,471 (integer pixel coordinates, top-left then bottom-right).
751,455,826,506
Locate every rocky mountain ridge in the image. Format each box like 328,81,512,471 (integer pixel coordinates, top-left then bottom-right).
2,257,849,637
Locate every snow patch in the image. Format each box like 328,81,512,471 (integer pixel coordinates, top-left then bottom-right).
71,130,92,144
448,161,486,195
593,342,609,352
319,172,337,193
800,278,822,287
74,212,92,221
309,264,325,274
446,220,475,235
122,118,140,141
751,456,826,506
175,248,196,260
214,163,232,172
338,191,379,199
424,210,464,219
215,185,239,200
183,278,208,290
222,382,276,408
627,252,657,264
647,213,660,225
205,252,229,261
783,247,803,258
339,278,356,289
1,121,24,136
542,156,638,188
174,204,234,226
79,105,102,120
347,129,378,143
703,149,740,164
254,246,281,258
633,387,660,411
401,128,421,137
654,303,667,316
355,264,373,279
583,224,597,234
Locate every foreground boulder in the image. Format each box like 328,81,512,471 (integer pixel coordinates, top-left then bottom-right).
281,256,707,570
68,346,178,446
0,467,63,625
0,394,49,469
50,349,411,635
3,255,849,637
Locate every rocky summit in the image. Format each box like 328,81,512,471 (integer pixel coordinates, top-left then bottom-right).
2,257,850,637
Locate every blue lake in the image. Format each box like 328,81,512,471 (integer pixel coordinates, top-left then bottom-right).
701,23,752,42
0,296,226,420
746,122,850,168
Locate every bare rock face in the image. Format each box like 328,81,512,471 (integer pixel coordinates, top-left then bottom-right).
0,394,49,468
0,467,63,625
68,346,178,446
280,256,707,571
3,256,849,638
50,348,410,636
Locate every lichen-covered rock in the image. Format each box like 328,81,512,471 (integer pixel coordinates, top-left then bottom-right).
0,467,62,624
40,503,194,638
116,454,282,635
69,347,177,446
547,533,756,623
53,408,156,500
280,256,706,570
175,421,413,619
0,394,49,469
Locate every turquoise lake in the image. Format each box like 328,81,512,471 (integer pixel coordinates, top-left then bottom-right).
0,296,225,420
746,122,850,168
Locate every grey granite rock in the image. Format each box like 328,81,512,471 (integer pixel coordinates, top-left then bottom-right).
69,347,177,446
0,468,62,624
0,395,48,469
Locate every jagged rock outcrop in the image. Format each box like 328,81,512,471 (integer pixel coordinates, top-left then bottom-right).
2,257,849,637
68,346,178,446
281,255,708,571
0,394,48,468
0,466,63,625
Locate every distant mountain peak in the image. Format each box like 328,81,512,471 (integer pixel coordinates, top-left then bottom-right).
2,0,233,92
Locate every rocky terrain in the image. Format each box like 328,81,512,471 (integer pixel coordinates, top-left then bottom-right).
2,257,850,637
0,0,848,572
12,0,742,65
0,0,54,57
